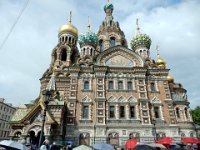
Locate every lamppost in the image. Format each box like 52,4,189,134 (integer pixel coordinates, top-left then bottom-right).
193,124,199,139
38,90,52,148
152,119,157,141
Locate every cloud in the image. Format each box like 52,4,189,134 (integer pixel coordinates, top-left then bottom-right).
0,0,199,108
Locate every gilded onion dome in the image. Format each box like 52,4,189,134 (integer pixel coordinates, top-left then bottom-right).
104,2,114,13
58,12,78,37
167,74,174,83
131,34,151,50
155,46,166,68
79,17,98,48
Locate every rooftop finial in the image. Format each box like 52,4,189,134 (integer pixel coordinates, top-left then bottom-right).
135,18,140,36
87,16,91,32
107,0,110,3
69,11,72,24
156,45,160,58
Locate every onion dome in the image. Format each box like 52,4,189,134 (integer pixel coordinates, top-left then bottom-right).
104,2,114,13
79,32,98,47
131,34,151,50
167,74,174,83
59,23,78,37
58,12,78,37
79,17,98,48
155,45,166,68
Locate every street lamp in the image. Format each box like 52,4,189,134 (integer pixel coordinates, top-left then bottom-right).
193,124,199,139
152,119,157,141
38,90,52,148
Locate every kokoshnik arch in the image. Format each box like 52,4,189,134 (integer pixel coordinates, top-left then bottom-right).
9,1,195,147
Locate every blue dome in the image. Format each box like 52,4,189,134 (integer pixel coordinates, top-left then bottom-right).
104,3,114,13
79,31,98,48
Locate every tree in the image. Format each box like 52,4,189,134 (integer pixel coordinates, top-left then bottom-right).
191,106,200,125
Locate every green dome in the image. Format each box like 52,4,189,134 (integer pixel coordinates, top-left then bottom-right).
104,3,114,13
130,34,151,50
79,31,98,48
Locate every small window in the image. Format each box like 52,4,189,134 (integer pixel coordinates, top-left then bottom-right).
108,81,113,90
185,108,188,119
176,108,180,118
150,83,156,91
110,37,115,47
99,40,104,52
84,81,89,90
109,106,115,118
61,49,67,61
127,81,132,90
130,106,135,118
154,106,160,118
118,81,123,90
82,105,89,119
120,106,125,118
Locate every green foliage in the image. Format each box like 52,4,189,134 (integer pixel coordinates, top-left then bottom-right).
191,106,200,125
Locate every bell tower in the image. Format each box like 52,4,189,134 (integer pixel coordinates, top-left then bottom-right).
97,0,127,52
51,12,79,69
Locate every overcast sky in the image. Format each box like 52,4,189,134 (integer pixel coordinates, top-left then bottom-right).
0,0,199,108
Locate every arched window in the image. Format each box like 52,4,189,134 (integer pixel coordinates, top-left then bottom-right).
69,37,71,43
185,107,188,119
119,106,125,118
90,48,93,56
154,106,160,118
109,106,115,118
150,83,156,91
110,37,115,47
130,106,135,118
176,108,180,118
61,49,67,61
108,81,113,90
121,40,125,46
84,81,89,90
83,48,86,55
82,105,89,119
99,39,104,52
127,81,132,90
118,81,123,90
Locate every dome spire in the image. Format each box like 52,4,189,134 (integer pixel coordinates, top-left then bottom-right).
135,18,140,36
87,16,91,32
69,11,72,24
156,45,160,58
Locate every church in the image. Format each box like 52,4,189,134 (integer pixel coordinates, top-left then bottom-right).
9,1,194,147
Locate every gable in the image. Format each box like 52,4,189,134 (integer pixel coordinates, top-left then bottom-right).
96,46,144,67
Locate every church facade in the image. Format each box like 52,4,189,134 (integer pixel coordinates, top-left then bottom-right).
10,1,195,147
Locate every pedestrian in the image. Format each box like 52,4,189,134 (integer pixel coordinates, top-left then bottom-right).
40,140,50,150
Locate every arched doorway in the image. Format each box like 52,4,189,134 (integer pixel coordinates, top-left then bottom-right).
29,131,37,145
79,132,90,145
36,131,45,146
107,132,119,147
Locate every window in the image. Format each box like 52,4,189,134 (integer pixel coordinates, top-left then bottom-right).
110,37,115,47
120,106,125,118
176,108,180,118
150,83,156,91
82,105,89,119
61,48,67,61
99,40,104,52
130,106,135,118
109,106,115,118
118,81,123,90
84,81,89,90
127,81,132,90
154,106,160,118
108,81,113,90
185,108,188,119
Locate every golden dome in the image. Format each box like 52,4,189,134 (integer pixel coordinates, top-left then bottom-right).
167,74,174,83
156,57,166,65
59,23,78,37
